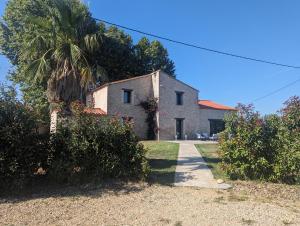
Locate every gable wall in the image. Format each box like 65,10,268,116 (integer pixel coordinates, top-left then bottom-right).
158,71,200,140
106,74,154,139
92,86,108,112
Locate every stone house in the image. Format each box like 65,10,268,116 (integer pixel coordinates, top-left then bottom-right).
86,70,236,140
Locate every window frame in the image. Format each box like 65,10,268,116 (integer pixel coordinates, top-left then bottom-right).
175,91,184,105
123,89,133,104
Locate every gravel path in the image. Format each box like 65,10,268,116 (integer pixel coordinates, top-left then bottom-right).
174,141,230,189
0,183,299,226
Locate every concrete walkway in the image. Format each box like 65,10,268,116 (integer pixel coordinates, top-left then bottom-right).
173,141,231,189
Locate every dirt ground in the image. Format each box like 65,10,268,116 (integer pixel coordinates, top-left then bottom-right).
0,181,299,226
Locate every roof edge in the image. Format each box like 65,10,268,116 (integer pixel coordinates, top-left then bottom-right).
158,70,199,92
89,72,155,94
198,100,236,111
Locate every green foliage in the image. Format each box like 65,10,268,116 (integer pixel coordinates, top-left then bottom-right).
219,98,300,184
48,102,149,183
273,96,300,183
0,0,175,122
0,93,149,191
19,0,101,105
139,98,158,140
0,85,49,191
134,37,175,76
0,0,51,123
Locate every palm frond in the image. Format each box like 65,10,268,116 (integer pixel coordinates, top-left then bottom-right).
26,49,52,83
95,65,108,82
70,43,83,65
51,0,74,39
21,35,53,60
84,33,101,52
80,67,93,88
53,43,69,63
25,16,53,32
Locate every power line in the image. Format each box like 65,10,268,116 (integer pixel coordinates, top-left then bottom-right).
252,77,300,102
94,18,300,69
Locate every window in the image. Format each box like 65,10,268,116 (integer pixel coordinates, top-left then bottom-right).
123,89,132,104
209,119,225,135
176,91,184,105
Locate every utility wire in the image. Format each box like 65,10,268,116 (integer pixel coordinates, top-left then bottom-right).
94,18,300,69
252,77,300,102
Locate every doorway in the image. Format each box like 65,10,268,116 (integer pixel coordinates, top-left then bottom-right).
175,118,184,139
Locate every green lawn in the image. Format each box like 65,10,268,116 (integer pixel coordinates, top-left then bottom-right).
142,141,179,185
195,143,228,180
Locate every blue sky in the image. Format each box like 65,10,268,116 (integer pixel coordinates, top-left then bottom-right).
1,0,300,114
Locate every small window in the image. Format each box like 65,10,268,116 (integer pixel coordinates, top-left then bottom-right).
123,89,132,104
176,91,184,105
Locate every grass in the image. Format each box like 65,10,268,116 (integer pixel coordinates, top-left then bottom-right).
142,141,179,185
195,143,227,180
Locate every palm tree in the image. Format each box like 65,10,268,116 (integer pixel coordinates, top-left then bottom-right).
22,0,103,115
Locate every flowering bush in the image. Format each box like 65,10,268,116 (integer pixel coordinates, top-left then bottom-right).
139,98,158,140
219,97,300,184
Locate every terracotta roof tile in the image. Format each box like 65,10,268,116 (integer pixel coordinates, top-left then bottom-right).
198,100,236,111
84,108,107,115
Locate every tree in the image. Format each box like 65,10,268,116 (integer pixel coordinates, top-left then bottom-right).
0,0,176,122
92,30,176,83
135,37,175,76
23,0,103,108
0,0,103,121
92,26,137,82
0,0,52,122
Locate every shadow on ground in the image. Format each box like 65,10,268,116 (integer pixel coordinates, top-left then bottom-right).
0,179,146,204
201,156,221,168
147,159,177,185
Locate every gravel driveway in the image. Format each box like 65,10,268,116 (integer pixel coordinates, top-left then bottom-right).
0,182,299,226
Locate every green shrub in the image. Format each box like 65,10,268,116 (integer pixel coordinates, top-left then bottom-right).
48,102,149,183
220,97,300,184
0,85,49,191
1,86,148,191
272,96,300,184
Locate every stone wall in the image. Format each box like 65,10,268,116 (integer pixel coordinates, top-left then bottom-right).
157,71,200,140
106,74,154,140
89,70,234,140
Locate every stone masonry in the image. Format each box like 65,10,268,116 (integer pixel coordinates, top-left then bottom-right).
87,70,235,140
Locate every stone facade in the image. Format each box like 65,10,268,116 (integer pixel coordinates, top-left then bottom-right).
158,71,200,140
87,70,235,140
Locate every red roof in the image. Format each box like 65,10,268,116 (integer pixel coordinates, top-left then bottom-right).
84,108,107,115
198,100,236,111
